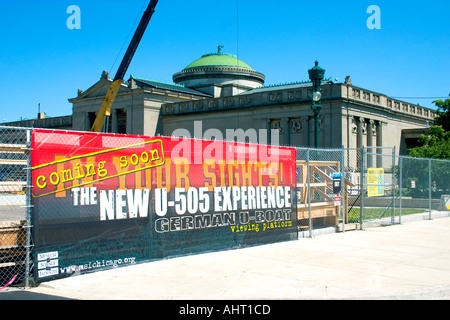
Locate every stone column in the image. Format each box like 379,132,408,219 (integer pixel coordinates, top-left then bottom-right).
376,120,383,147
366,119,374,168
356,117,364,149
376,120,383,168
282,118,290,146
265,119,271,145
111,109,118,133
355,117,365,171
307,116,313,147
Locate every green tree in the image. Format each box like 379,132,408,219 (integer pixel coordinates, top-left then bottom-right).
404,99,450,197
433,98,450,131
408,98,450,160
408,125,450,160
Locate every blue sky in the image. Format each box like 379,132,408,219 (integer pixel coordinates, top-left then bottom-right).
0,0,449,122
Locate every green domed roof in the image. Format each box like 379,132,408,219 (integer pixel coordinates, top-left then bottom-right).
185,53,254,70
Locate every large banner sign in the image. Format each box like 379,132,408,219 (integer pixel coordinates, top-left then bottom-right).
31,129,297,282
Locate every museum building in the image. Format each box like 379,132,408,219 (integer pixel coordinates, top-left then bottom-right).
8,49,436,154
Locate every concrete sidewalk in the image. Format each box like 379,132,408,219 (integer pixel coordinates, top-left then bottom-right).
4,215,450,300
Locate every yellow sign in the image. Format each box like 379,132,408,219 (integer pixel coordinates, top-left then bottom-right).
368,168,384,197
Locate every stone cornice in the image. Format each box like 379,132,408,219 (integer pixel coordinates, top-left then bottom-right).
3,115,73,129
342,84,435,121
162,83,436,123
70,83,206,104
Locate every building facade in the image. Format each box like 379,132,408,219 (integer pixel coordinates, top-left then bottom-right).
69,50,435,153
6,49,435,154
162,76,435,152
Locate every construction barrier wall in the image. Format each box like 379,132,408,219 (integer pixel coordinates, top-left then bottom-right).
30,129,298,283
1,126,449,287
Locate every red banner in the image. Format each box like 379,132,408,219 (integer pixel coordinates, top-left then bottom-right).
31,129,297,281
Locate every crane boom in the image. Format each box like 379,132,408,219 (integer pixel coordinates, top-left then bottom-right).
91,0,159,132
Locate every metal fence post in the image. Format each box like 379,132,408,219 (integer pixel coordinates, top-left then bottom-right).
341,145,345,233
307,149,312,237
25,129,32,287
429,159,432,220
360,147,365,230
392,146,396,225
399,156,403,225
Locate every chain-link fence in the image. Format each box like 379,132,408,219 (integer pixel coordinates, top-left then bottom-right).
357,148,450,228
296,145,450,235
0,125,449,287
341,147,396,227
0,126,33,289
296,147,344,236
399,156,450,222
343,147,362,225
359,146,398,227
